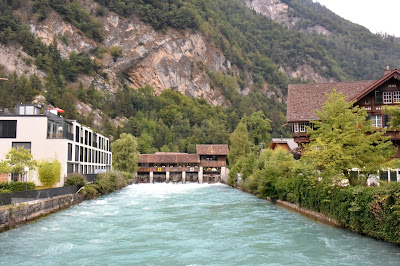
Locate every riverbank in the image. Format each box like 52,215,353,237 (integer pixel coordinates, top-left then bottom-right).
0,193,84,232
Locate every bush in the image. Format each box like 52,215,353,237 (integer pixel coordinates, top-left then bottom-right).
0,181,36,192
38,159,61,187
95,171,128,194
0,189,11,194
82,184,99,200
121,172,133,182
65,173,86,187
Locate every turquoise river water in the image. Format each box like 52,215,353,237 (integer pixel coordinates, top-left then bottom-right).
1,183,400,265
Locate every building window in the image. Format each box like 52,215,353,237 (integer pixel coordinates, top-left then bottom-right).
75,126,80,142
371,115,382,128
299,122,307,132
383,91,392,103
67,163,74,174
80,146,84,162
68,143,72,161
293,123,299,133
75,145,79,161
12,142,31,152
0,120,17,138
394,91,400,103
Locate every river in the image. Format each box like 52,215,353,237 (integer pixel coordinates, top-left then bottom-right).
0,183,399,265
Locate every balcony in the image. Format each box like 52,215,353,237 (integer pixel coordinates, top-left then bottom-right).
137,166,200,173
200,160,226,167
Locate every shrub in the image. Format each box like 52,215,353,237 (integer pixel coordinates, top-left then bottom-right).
121,172,133,182
95,171,127,194
82,184,99,200
0,181,36,192
65,173,86,187
0,189,11,194
38,159,61,187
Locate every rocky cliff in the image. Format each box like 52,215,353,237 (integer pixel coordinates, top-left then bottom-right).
244,0,330,36
11,0,240,107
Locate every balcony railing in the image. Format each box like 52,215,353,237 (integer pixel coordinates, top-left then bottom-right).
137,166,200,173
200,160,226,167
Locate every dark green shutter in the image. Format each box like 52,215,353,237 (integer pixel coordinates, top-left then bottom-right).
375,91,383,104
384,114,390,127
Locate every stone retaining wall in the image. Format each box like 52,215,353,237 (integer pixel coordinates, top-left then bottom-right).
0,194,84,233
271,198,343,228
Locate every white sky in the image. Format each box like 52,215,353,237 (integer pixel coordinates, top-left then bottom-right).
314,0,400,37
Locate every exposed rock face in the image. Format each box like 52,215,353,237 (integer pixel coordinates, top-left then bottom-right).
0,44,45,78
244,0,330,36
21,0,236,106
245,0,289,22
100,14,231,105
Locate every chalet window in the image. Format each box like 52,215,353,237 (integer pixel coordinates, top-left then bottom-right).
371,115,382,128
375,91,383,104
380,171,388,181
293,123,299,133
394,91,400,103
299,122,306,132
0,120,17,138
383,91,392,103
390,171,397,182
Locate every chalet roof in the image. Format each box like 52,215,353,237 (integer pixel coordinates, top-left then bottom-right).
138,153,200,164
270,138,298,151
287,81,374,122
287,69,400,123
196,144,229,155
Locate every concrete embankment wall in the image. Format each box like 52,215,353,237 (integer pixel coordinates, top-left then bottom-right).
0,194,84,232
270,198,342,228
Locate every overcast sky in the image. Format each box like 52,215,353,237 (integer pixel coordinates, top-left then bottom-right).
314,0,400,37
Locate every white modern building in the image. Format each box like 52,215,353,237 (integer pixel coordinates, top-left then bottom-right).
0,104,112,187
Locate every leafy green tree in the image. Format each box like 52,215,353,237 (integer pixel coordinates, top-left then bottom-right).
0,147,37,176
243,111,272,147
228,122,251,166
38,159,61,187
301,90,396,178
111,133,140,173
383,105,400,128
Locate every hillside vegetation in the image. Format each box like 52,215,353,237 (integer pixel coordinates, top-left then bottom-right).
1,0,400,151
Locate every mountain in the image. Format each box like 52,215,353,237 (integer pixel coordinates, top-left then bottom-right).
1,0,400,152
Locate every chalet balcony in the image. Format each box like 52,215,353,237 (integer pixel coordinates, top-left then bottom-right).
200,160,226,167
137,166,200,173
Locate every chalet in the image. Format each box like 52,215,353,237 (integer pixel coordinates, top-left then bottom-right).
136,144,229,183
287,68,400,182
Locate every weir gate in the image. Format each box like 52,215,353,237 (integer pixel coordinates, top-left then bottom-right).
136,144,229,184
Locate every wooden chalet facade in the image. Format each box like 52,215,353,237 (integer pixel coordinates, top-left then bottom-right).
287,69,400,157
136,144,229,183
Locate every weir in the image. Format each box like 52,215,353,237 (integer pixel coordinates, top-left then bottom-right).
137,144,229,184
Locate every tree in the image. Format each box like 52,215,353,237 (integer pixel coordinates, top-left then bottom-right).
383,105,400,128
38,159,61,187
228,122,251,166
301,90,396,178
111,133,140,173
242,110,272,147
0,147,37,177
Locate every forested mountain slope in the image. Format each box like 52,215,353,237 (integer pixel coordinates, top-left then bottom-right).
0,0,399,153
